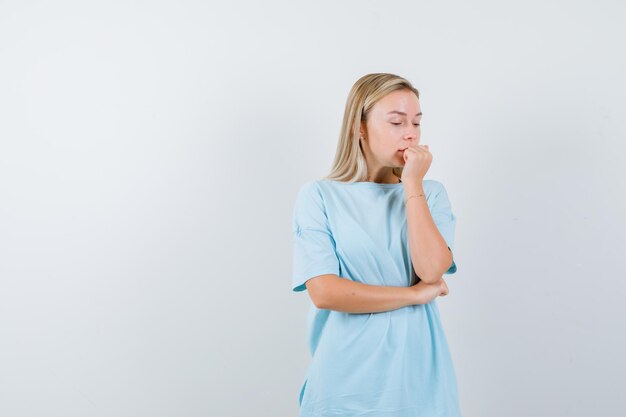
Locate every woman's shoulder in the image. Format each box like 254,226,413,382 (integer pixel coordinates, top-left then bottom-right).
296,178,448,197
423,178,443,188
295,179,323,198
422,179,454,208
423,178,451,193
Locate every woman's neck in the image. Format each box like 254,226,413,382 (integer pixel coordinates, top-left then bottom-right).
366,175,401,184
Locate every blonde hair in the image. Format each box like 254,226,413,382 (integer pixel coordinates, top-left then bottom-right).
322,73,420,183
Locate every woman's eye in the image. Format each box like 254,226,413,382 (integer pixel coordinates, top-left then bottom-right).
391,122,420,126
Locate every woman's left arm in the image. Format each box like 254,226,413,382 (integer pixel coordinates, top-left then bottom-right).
404,183,454,284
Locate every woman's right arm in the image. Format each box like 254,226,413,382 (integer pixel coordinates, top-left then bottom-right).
305,274,448,314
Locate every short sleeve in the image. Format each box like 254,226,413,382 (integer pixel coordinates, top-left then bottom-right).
291,181,341,292
430,181,458,275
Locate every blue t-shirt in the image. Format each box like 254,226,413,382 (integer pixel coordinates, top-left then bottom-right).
291,178,460,417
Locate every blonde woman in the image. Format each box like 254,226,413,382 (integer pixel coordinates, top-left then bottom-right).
291,73,461,416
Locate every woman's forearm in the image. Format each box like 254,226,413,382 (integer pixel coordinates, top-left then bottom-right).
312,275,421,314
404,183,453,284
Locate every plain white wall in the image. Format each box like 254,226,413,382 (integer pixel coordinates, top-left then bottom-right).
1,1,625,416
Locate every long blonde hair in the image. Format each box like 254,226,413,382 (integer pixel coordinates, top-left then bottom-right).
323,73,420,183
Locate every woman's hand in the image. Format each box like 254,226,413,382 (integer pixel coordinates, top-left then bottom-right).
400,144,432,187
409,277,449,305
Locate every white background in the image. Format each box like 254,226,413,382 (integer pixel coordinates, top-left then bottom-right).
1,1,625,416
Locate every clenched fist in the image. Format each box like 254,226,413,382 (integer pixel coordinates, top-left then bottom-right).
400,144,432,187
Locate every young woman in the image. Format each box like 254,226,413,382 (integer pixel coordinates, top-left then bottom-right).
291,73,460,416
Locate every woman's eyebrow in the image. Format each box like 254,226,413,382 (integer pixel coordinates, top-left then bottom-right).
386,111,422,116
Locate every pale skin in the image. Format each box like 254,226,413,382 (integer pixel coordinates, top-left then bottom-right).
306,89,453,314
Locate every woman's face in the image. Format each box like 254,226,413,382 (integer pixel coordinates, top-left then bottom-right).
360,89,422,168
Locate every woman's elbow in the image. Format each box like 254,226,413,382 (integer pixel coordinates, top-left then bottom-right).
304,274,337,309
423,253,454,283
417,274,442,285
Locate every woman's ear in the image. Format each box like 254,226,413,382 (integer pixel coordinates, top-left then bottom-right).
359,123,367,140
